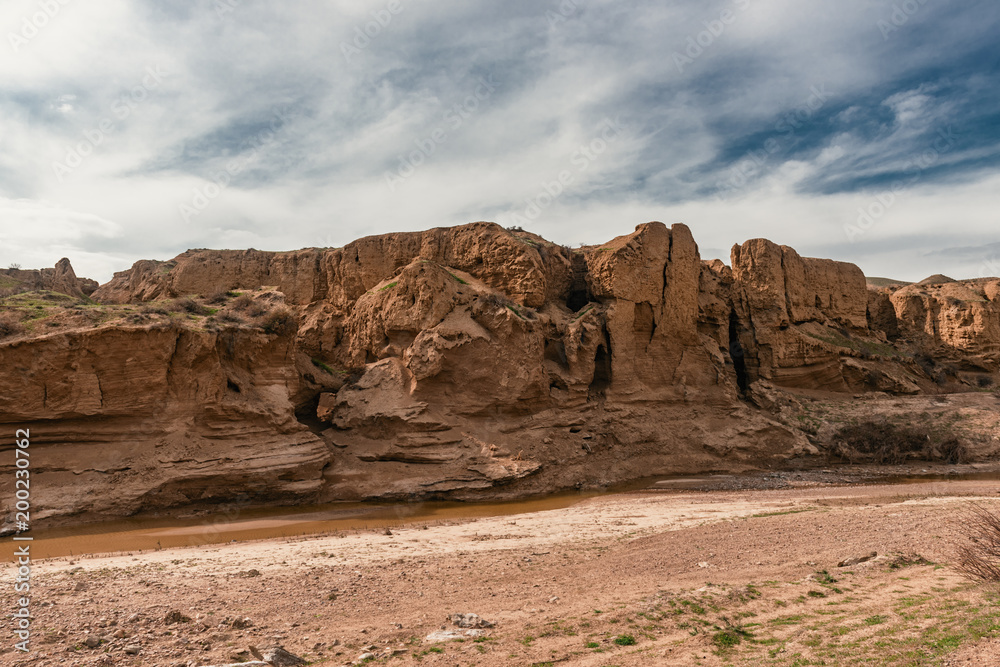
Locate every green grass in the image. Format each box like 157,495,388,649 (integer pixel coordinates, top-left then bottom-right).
712,629,744,651
507,304,527,320
378,281,398,291
803,329,902,358
613,634,636,646
311,359,335,375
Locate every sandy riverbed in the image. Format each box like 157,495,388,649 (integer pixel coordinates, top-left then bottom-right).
4,478,1000,666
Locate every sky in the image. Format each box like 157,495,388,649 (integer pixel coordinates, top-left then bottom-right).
0,0,998,284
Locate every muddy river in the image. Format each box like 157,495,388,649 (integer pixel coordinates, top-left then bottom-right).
6,467,998,560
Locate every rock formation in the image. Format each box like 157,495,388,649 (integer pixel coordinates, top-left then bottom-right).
0,258,97,298
1,222,998,528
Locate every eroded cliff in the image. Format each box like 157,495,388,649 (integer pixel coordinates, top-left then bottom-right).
2,222,998,528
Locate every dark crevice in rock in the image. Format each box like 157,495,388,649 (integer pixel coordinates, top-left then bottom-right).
294,393,329,435
729,308,750,394
566,253,591,312
544,338,568,367
589,327,613,399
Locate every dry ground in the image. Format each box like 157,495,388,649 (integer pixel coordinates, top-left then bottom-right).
5,478,1000,666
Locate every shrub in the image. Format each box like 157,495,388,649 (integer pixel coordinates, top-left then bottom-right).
231,294,254,311
171,297,209,315
260,308,296,336
957,503,1000,582
140,305,170,316
206,291,231,305
831,421,969,465
613,634,636,646
0,312,25,338
831,421,930,465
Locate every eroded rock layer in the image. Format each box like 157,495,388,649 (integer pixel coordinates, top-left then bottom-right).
2,222,998,528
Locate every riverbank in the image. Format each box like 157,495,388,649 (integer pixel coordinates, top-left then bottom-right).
4,477,1000,666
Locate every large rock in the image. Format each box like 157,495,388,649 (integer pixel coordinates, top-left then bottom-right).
730,239,870,390
0,324,328,524
890,280,1000,368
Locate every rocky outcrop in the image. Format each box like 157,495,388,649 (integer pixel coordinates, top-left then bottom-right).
890,279,1000,369
0,258,97,297
727,239,870,391
93,223,559,309
0,325,327,524
2,221,998,528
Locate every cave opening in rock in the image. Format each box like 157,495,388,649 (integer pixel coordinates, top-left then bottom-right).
294,393,328,435
589,341,612,397
566,288,590,312
226,378,241,393
728,310,749,393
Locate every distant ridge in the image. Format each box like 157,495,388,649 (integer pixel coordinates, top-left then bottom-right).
918,274,956,285
866,277,913,288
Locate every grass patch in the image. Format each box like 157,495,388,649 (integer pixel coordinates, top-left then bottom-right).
311,359,335,375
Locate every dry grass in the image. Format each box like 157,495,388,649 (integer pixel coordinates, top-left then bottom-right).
0,311,25,338
831,421,968,465
957,503,1000,583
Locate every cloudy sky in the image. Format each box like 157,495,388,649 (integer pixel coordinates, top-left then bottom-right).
1,0,998,283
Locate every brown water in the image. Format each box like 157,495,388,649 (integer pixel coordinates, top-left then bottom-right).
6,491,604,560
8,469,999,560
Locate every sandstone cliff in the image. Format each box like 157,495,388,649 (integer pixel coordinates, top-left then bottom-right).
2,222,998,528
0,258,97,298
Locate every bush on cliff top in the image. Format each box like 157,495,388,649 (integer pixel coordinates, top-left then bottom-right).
260,308,296,336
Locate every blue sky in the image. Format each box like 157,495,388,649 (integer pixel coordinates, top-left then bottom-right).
1,0,998,282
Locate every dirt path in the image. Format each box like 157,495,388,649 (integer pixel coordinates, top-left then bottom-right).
4,480,1000,666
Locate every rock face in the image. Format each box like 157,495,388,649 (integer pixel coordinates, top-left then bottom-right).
0,325,327,523
2,222,998,527
0,258,97,297
889,279,1000,368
